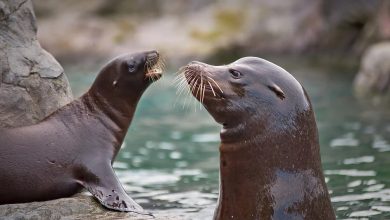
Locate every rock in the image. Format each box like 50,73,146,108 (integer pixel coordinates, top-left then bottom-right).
0,194,183,220
30,0,327,66
354,42,390,105
0,0,73,128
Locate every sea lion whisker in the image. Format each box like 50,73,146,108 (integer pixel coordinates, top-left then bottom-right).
155,60,164,72
186,74,197,89
176,74,196,97
191,78,199,94
144,56,164,80
172,72,183,82
145,60,153,72
158,58,166,70
206,76,224,94
176,78,186,88
182,84,193,109
172,70,189,85
178,82,190,97
185,76,199,111
152,74,157,82
157,56,166,69
175,66,187,75
176,82,188,96
145,62,153,78
202,84,206,105
176,76,191,92
175,74,189,87
173,79,189,108
207,81,216,96
178,71,197,90
173,75,187,87
178,73,197,109
195,78,202,101
199,74,203,109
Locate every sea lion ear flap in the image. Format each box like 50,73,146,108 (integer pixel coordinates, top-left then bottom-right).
267,84,285,100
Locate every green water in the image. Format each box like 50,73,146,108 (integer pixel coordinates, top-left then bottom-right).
67,59,390,219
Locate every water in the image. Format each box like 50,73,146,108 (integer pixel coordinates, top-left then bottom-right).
67,59,390,219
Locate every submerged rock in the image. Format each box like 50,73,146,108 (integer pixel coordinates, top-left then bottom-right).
354,42,390,105
0,0,73,128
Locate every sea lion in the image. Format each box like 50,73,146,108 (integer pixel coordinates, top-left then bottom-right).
179,57,336,219
0,50,164,215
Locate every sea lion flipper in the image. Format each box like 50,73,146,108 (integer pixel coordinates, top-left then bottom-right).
80,166,152,216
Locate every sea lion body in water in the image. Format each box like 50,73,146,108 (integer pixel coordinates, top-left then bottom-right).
0,51,163,214
181,57,335,219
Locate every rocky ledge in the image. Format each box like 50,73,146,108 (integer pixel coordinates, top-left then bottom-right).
0,194,183,220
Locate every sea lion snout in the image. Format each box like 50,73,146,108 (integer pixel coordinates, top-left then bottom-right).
144,50,164,80
145,50,159,62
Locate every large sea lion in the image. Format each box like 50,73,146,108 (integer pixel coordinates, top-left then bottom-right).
0,50,164,215
180,57,336,219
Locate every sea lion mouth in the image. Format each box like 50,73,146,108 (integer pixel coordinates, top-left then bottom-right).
145,52,165,81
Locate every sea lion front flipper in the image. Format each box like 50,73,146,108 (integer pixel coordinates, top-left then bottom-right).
76,165,152,216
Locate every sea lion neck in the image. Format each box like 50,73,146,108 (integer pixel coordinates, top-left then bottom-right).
84,89,137,133
215,111,334,219
216,144,271,219
58,90,139,158
219,113,269,145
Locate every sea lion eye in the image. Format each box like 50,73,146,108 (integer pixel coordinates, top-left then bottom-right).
229,69,242,79
128,64,136,72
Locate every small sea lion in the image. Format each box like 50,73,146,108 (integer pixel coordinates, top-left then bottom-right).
0,50,164,215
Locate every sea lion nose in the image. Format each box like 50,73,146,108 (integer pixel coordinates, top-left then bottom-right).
146,51,159,60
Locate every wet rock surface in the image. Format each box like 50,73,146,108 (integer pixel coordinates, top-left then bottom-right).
0,194,183,220
0,0,73,128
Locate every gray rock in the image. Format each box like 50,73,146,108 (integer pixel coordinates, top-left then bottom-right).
0,194,183,220
0,0,73,128
354,42,390,105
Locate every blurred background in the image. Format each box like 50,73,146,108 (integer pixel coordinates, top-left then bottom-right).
33,0,390,219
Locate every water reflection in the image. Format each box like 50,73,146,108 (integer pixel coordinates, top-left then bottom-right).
330,133,359,148
67,60,390,219
343,156,374,165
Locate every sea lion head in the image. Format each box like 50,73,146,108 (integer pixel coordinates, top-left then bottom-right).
181,58,334,219
92,50,164,100
182,57,311,142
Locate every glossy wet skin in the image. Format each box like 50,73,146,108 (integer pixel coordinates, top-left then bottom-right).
183,57,336,219
93,50,163,101
0,51,162,215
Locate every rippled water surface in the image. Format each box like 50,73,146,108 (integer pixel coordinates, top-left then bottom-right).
67,59,390,219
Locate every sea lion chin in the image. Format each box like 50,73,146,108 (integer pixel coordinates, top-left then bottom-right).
180,57,336,220
0,50,164,215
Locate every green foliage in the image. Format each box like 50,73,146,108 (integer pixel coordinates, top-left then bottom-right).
113,20,136,44
190,8,245,43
